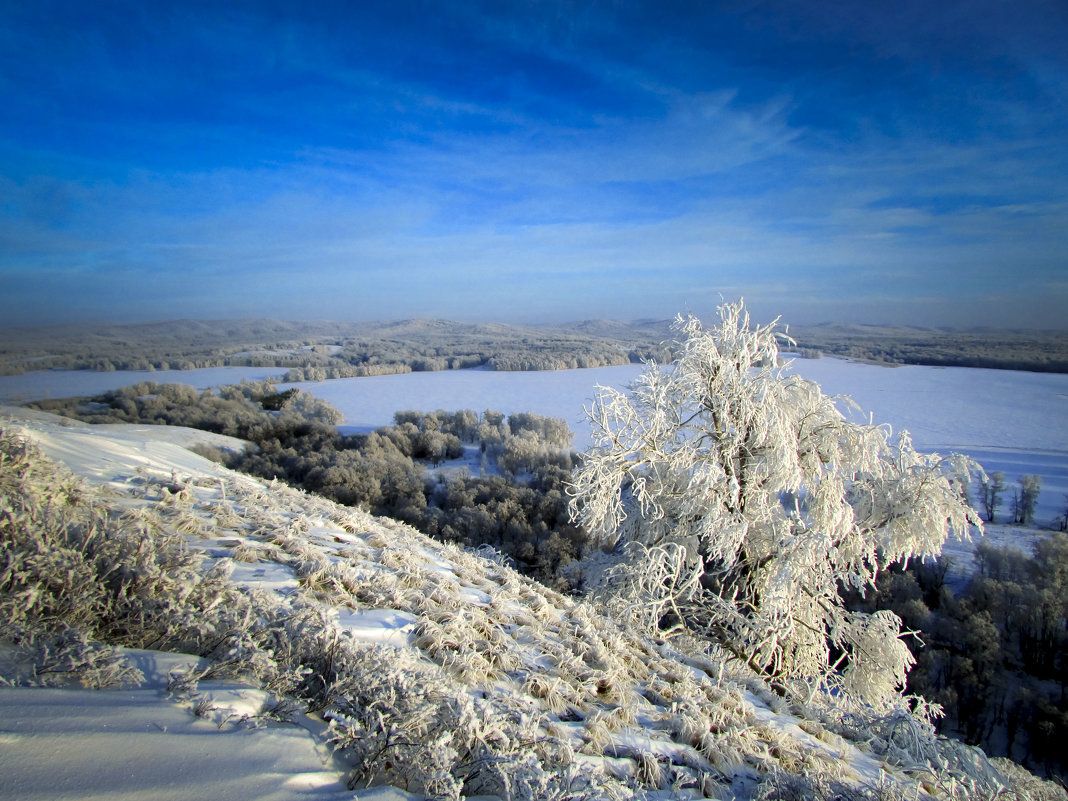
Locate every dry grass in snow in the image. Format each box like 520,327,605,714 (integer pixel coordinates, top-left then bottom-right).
1,406,1064,801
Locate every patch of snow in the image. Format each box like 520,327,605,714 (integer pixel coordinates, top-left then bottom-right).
0,405,252,493
335,608,419,647
0,669,352,801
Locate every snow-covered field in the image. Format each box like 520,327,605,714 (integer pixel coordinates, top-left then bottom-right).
4,406,1059,801
0,366,283,404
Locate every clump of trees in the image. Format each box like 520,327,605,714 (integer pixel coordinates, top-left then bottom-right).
569,301,981,713
978,471,1049,527
30,388,588,590
239,407,585,588
853,535,1068,782
30,380,342,435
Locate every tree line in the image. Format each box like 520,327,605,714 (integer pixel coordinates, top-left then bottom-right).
1,318,667,376
6,315,1066,378
790,325,1068,373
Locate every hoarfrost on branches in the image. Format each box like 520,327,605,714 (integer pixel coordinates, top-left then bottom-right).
569,300,982,710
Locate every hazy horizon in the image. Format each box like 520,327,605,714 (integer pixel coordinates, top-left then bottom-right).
5,311,1066,336
2,2,1066,330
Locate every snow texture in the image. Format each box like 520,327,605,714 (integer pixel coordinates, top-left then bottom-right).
1,404,1064,801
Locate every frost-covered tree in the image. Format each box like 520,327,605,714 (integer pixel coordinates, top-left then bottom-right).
569,301,982,709
978,470,1006,523
1015,474,1042,526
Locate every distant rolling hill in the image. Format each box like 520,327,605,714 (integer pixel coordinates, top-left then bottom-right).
2,315,1065,375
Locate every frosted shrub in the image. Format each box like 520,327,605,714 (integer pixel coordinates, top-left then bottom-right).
524,673,572,716
322,643,611,801
988,759,1068,801
326,646,473,797
2,625,145,688
230,541,267,562
570,301,982,711
756,771,911,801
0,431,290,686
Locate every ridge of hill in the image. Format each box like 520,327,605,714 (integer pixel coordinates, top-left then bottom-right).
1,407,1065,800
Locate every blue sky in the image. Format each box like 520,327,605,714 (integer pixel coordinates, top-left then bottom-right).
1,1,1066,328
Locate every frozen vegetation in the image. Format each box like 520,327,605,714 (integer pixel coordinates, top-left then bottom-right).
3,406,1065,800
1,306,1066,796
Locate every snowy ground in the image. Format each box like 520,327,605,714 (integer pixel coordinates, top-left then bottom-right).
6,406,1051,800
0,407,415,801
0,650,358,801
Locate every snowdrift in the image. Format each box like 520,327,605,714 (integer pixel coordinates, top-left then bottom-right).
1,406,1063,801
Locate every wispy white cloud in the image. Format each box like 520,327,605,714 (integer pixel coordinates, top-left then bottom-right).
0,1,1065,327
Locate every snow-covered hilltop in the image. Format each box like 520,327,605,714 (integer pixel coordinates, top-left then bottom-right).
1,406,1063,801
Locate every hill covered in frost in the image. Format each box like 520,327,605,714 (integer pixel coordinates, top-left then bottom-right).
1,406,1063,801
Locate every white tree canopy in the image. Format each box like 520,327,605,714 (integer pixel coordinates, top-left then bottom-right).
569,301,982,709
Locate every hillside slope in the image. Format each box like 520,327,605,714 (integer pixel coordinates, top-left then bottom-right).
1,407,1062,801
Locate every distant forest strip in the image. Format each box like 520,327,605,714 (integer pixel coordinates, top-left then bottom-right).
2,316,1067,376
789,324,1068,373
0,318,669,377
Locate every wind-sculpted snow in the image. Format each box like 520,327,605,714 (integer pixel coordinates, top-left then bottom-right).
1,408,1064,801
